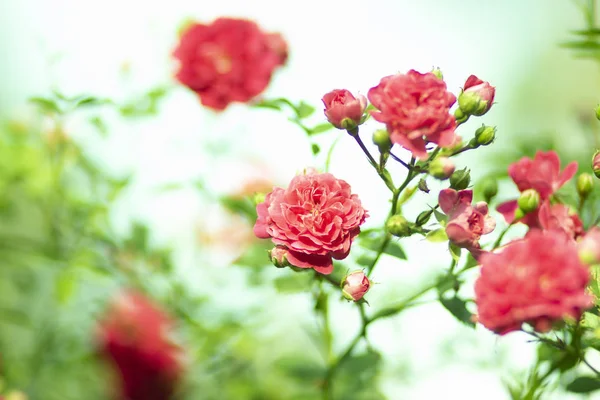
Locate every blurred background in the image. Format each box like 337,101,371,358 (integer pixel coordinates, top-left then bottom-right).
1,0,600,399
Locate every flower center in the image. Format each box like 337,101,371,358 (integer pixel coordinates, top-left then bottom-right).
199,44,232,75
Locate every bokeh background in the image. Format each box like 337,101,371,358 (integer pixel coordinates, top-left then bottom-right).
1,0,600,399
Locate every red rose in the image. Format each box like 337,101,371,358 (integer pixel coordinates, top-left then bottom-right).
321,89,367,130
253,169,367,274
97,291,184,400
474,230,592,335
367,70,457,159
173,18,286,110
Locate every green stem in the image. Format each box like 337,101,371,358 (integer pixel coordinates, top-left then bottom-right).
367,280,438,323
325,136,342,173
491,223,514,250
367,233,391,277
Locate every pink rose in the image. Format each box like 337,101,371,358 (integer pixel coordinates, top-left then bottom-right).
173,18,285,110
475,230,592,334
97,290,184,400
254,170,367,274
341,270,371,301
537,201,583,240
439,189,495,252
458,75,495,116
508,151,577,200
322,89,367,130
368,70,457,160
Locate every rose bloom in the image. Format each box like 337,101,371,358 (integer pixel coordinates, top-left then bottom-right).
342,270,371,301
497,150,577,224
537,201,583,240
174,18,286,110
461,75,495,116
508,150,577,200
97,290,184,400
368,69,457,160
321,89,367,129
254,169,367,274
474,230,592,335
438,189,495,253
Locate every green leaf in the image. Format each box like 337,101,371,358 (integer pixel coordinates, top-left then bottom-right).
308,122,334,135
433,209,447,225
560,40,600,50
89,116,108,137
29,97,62,114
383,241,407,259
355,254,373,268
129,223,149,253
311,143,320,155
565,376,600,393
233,241,272,269
570,29,600,36
273,272,313,293
219,195,257,221
55,270,77,304
358,233,407,260
439,296,475,327
75,96,112,108
449,243,461,262
296,101,315,119
426,228,448,242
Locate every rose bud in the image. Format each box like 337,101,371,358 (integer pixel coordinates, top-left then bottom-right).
372,129,392,154
517,189,540,214
322,89,368,132
474,125,496,146
458,75,495,116
431,67,443,80
269,246,290,268
577,173,594,199
386,215,414,237
593,150,600,179
478,177,498,204
341,271,371,301
429,157,455,180
450,168,471,190
578,227,600,265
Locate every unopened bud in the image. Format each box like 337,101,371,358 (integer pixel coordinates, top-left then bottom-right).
595,105,600,122
415,210,433,226
372,129,392,154
341,270,371,301
479,177,498,203
577,173,594,198
578,227,600,265
429,157,455,180
517,189,540,214
449,168,471,190
458,75,495,117
386,215,414,238
268,246,290,268
474,125,496,146
593,150,600,178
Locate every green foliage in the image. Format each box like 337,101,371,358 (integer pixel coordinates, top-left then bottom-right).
565,376,600,393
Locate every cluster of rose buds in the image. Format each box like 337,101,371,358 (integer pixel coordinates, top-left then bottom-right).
97,290,184,400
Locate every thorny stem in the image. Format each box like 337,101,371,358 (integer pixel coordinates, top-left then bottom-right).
491,222,514,249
